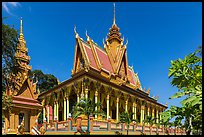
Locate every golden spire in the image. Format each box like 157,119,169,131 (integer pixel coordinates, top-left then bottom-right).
113,3,116,25
19,17,25,42
20,17,23,34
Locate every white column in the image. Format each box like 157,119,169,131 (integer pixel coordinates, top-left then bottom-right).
66,97,69,119
77,94,80,103
95,91,98,119
140,105,145,124
43,107,46,121
152,108,155,125
85,88,88,99
156,109,159,124
147,106,150,126
64,98,66,121
132,103,135,120
134,103,137,121
125,100,128,112
56,101,59,121
54,102,56,121
47,106,50,123
116,98,119,121
107,94,109,119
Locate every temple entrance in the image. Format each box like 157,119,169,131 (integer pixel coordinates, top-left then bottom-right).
19,111,30,132
19,113,24,125
69,91,77,116
112,109,116,119
59,110,63,121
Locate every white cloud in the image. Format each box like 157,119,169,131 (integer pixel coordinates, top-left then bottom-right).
2,2,21,15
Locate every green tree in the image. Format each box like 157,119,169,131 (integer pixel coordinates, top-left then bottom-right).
30,70,58,93
72,97,105,133
2,18,18,91
161,47,202,135
144,115,155,135
30,70,58,124
117,111,134,135
2,18,18,117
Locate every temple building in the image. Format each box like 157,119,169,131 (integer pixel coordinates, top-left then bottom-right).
4,18,42,134
39,4,167,125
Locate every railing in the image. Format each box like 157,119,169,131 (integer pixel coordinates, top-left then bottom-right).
44,119,186,135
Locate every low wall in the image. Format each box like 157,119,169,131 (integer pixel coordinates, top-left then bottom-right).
45,118,186,135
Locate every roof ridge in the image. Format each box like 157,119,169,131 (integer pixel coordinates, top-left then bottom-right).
91,41,106,52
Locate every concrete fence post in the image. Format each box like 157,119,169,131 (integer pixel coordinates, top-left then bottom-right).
107,119,111,131
90,117,94,132
121,123,125,131
133,122,136,132
76,116,82,131
67,118,72,131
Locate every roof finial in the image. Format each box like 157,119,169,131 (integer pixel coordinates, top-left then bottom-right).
85,29,88,37
74,25,79,38
113,3,116,25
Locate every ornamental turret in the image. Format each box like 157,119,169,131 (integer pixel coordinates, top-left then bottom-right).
11,18,32,92
104,3,128,76
105,3,123,45
15,17,31,74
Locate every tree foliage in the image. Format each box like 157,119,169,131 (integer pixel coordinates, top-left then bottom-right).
161,47,202,135
30,70,58,93
117,111,134,135
30,69,59,123
2,18,18,92
72,98,105,132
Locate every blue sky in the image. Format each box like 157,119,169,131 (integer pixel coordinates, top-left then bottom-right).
2,2,202,108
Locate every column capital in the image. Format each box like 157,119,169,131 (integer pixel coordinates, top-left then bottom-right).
116,97,119,103
85,87,89,94
125,100,128,105
107,94,109,100
95,91,98,96
141,105,145,110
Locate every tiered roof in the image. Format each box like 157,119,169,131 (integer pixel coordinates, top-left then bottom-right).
71,4,146,93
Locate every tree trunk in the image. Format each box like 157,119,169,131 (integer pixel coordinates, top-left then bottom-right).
127,125,129,135
87,116,90,132
189,116,192,135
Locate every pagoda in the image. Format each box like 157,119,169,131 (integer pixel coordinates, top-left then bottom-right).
39,4,167,130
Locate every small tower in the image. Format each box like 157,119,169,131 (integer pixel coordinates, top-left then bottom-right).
15,17,32,73
4,18,42,135
106,3,122,45
12,17,32,92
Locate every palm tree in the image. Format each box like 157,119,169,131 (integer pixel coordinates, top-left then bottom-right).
117,111,134,135
143,116,155,135
72,97,105,132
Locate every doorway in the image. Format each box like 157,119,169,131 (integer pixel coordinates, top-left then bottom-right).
19,111,30,132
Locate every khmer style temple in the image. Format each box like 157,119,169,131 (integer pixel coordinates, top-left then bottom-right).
2,3,190,135
38,4,168,130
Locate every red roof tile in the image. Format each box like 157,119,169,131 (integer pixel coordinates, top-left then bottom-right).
79,38,136,87
81,41,98,70
128,68,136,86
94,46,113,73
13,100,42,107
